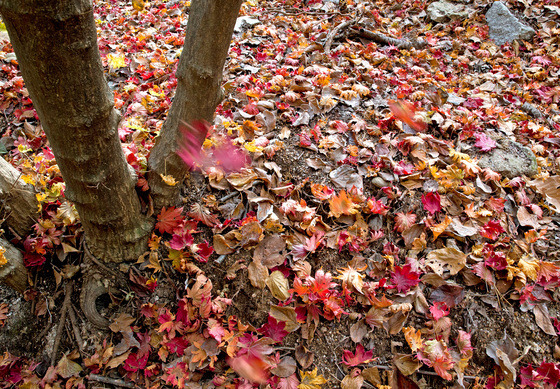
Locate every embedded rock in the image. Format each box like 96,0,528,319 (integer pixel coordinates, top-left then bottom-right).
477,139,537,178
427,0,472,23
485,1,535,46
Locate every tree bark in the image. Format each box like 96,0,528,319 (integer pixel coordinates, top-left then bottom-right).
147,0,243,210
0,157,38,236
0,0,152,262
0,237,27,293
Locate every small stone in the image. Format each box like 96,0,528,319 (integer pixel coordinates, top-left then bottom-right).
370,176,389,188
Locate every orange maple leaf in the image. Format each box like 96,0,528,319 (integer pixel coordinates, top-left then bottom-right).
328,190,360,218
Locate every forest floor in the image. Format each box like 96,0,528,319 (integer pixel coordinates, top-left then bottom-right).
2,0,560,388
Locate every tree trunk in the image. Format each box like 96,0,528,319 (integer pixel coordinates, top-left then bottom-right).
147,0,243,210
0,0,152,262
0,237,27,293
0,157,38,236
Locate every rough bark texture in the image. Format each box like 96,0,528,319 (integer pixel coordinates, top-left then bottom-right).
0,0,152,262
0,237,27,293
147,0,243,210
0,157,38,236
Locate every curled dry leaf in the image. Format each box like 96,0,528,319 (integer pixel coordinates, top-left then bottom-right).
295,344,314,370
341,368,364,389
248,261,268,289
271,356,297,378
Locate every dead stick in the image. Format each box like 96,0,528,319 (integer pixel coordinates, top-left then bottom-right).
88,374,138,388
50,281,73,365
370,365,478,380
68,304,84,356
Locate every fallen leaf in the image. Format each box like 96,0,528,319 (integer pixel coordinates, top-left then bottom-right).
266,270,290,301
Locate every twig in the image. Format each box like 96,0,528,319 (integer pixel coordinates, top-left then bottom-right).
88,374,139,388
219,192,239,202
68,304,84,357
51,281,73,366
369,365,478,380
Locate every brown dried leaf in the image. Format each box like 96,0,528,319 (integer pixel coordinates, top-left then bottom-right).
270,305,300,332
394,354,421,376
271,356,297,378
341,368,364,389
350,319,368,343
213,234,236,255
253,234,286,269
295,344,314,369
426,247,467,276
533,304,557,336
248,261,268,289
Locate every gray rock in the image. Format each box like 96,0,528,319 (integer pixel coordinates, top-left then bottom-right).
477,139,537,178
485,1,535,46
427,0,472,23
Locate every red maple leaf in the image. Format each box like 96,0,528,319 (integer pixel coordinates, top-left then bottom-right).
258,316,289,343
474,132,497,152
155,206,184,234
421,192,441,214
480,220,504,240
429,302,449,321
342,344,375,366
537,362,560,387
390,264,420,293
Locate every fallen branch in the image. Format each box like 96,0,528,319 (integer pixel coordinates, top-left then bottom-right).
88,374,139,388
350,26,426,49
51,281,73,366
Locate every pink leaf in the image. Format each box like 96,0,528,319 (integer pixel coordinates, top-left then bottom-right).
421,192,441,214
474,132,496,152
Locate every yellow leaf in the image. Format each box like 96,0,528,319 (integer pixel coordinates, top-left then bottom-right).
518,255,540,282
299,368,327,389
160,174,177,186
403,327,423,352
132,0,145,11
266,270,290,301
107,53,126,69
0,246,7,267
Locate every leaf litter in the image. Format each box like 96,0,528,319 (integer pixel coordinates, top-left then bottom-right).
1,0,560,388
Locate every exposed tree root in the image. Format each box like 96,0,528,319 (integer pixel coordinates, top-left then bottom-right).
350,26,426,49
79,272,112,329
51,281,73,366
